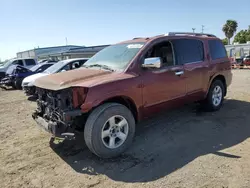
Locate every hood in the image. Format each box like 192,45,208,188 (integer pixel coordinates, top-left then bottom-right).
34,68,135,90
0,66,7,72
22,72,49,86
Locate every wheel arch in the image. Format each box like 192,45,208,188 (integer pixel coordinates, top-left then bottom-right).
97,96,139,123
208,74,227,96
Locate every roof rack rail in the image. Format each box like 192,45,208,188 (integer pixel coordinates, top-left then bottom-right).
164,32,216,37
133,37,150,40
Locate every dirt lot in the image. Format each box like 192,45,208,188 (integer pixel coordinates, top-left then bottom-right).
1,70,250,188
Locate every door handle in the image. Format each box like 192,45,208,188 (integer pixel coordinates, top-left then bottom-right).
175,70,184,76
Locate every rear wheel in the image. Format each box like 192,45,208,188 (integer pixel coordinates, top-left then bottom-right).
84,103,135,158
202,80,225,111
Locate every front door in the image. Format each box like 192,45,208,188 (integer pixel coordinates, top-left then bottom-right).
140,40,186,118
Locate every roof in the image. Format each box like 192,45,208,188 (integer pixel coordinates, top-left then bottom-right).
61,58,89,63
34,45,83,51
10,57,37,61
17,45,83,54
119,32,218,44
65,45,110,54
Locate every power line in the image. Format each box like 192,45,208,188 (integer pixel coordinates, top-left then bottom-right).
192,28,196,33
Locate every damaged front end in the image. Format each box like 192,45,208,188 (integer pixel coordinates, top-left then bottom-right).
32,87,88,138
0,76,14,87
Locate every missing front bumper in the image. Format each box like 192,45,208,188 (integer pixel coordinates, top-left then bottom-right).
32,109,82,137
32,112,59,135
0,77,13,87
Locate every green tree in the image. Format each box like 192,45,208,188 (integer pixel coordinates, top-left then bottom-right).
222,20,238,45
233,26,250,44
222,38,228,45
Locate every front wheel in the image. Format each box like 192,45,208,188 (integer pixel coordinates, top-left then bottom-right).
14,79,22,90
84,103,135,158
202,80,225,111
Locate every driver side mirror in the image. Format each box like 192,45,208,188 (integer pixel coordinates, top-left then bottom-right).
142,57,162,69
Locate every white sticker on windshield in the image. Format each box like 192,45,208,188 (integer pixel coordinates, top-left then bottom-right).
127,44,143,49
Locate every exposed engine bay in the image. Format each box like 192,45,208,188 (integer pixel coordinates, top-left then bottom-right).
36,87,75,124
32,86,88,137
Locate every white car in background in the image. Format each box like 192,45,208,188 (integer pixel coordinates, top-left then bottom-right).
22,58,89,95
0,58,38,79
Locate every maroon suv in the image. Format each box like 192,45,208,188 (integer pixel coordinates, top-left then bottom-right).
32,32,232,158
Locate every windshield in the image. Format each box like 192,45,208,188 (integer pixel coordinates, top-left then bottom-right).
44,60,67,74
83,43,145,71
0,59,14,68
5,65,17,75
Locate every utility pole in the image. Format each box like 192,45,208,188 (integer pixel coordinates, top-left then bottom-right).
201,25,205,33
192,28,196,33
65,37,68,46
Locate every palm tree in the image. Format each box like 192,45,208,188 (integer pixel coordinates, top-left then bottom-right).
222,20,238,45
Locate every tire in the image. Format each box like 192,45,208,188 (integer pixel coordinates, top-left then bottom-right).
202,79,225,111
14,79,22,90
12,83,17,89
84,103,135,158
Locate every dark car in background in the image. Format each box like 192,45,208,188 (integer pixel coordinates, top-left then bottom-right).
243,55,250,65
0,58,38,79
0,63,53,89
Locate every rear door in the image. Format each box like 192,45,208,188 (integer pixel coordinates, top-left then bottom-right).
171,38,209,101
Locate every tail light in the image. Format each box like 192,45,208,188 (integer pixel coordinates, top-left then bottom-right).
72,87,88,108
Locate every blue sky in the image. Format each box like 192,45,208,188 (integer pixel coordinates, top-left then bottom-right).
0,0,249,60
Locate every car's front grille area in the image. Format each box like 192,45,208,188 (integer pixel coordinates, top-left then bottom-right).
36,87,73,122
22,82,29,87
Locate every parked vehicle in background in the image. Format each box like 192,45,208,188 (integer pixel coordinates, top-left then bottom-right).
32,32,232,158
243,55,250,65
22,58,88,95
0,63,54,89
235,57,243,64
0,58,38,79
38,59,58,64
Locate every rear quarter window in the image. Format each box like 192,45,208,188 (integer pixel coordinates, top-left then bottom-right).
25,59,36,66
208,40,227,60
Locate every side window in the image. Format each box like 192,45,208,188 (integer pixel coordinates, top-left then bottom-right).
18,67,29,73
145,41,175,67
36,64,52,73
79,60,87,66
59,64,71,72
172,39,204,65
13,60,24,66
25,59,36,66
208,40,227,60
71,61,81,69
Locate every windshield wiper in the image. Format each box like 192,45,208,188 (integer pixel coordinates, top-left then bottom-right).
84,64,114,72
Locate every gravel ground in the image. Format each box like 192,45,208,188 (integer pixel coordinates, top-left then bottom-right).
1,70,250,188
